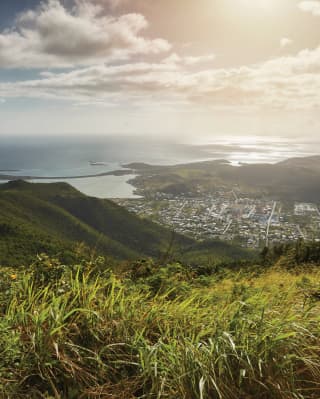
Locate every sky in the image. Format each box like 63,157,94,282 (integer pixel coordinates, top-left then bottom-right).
0,0,319,140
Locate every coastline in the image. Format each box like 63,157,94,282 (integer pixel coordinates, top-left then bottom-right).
0,168,133,181
1,155,320,199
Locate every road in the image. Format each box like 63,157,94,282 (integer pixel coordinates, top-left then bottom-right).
247,205,256,218
232,189,238,201
223,219,233,235
206,202,217,222
266,201,277,247
175,201,187,218
296,224,306,240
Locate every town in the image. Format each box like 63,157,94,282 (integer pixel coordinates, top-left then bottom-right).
115,190,320,248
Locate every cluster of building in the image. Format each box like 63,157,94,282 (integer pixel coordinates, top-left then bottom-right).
115,192,320,248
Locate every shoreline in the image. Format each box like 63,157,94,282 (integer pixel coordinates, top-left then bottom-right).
0,168,133,181
1,154,320,188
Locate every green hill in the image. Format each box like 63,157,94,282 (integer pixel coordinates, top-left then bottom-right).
127,156,320,201
0,180,250,266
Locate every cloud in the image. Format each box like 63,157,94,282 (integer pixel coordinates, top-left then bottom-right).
99,0,130,9
0,0,170,68
163,53,216,66
280,38,293,48
0,98,5,104
184,54,216,65
299,1,320,16
2,45,320,111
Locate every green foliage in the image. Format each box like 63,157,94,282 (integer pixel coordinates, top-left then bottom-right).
181,240,254,268
130,260,194,297
0,181,185,265
262,240,320,268
0,256,319,398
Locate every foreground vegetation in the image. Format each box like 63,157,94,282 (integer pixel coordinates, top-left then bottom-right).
1,253,320,398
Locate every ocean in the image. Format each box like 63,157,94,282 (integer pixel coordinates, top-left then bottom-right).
1,134,319,198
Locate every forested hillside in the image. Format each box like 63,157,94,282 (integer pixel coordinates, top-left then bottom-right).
0,181,250,266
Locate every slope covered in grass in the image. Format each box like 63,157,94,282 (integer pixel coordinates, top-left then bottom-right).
0,256,320,398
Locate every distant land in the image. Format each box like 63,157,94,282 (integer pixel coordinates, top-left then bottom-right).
113,155,320,248
2,155,320,202
0,168,132,181
124,155,320,202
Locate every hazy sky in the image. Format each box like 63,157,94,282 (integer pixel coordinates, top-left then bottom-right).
0,0,319,140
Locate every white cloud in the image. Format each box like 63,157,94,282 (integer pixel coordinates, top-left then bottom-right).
2,45,320,111
280,38,293,48
163,52,216,66
184,54,216,65
299,1,320,16
0,98,5,104
0,0,170,68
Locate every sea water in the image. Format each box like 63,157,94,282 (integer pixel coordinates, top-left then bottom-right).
0,134,319,198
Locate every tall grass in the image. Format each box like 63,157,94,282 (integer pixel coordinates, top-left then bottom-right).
0,260,320,398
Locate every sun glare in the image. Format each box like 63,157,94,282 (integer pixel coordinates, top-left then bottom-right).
237,0,278,12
